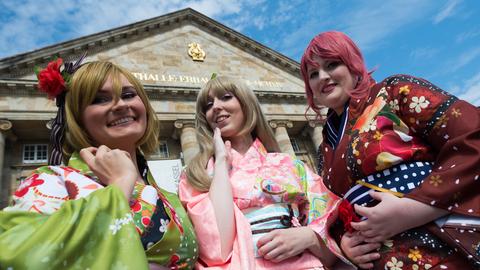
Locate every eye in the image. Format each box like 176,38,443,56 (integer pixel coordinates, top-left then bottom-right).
309,71,319,79
220,93,233,101
121,89,137,100
91,95,111,105
204,100,213,111
326,61,341,70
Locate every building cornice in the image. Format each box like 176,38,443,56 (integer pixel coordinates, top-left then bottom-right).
0,8,301,78
0,79,307,102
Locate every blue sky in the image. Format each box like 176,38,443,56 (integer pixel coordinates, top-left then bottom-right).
1,0,479,105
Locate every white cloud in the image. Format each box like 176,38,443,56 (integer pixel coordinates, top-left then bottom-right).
456,28,480,43
340,0,433,51
409,47,440,61
457,72,480,106
0,0,253,58
433,0,461,24
451,47,480,71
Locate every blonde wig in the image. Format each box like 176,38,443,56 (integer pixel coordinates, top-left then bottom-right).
186,76,280,191
63,61,159,161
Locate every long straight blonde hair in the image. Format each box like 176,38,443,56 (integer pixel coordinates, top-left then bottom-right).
185,76,280,192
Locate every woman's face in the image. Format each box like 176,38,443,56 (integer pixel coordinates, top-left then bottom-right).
306,55,356,115
82,74,147,149
204,91,245,141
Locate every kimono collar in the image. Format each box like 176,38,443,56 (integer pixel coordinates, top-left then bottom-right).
229,138,268,167
325,103,350,149
67,151,149,184
67,152,96,178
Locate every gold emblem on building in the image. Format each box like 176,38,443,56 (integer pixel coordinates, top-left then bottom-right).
188,42,206,61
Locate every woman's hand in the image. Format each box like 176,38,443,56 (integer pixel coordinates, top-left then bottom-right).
351,191,448,242
213,127,231,162
340,232,381,269
80,145,139,200
257,227,318,263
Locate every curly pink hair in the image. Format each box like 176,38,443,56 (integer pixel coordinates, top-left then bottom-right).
300,31,373,115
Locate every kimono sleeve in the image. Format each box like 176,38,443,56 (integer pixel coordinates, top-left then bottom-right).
293,160,352,265
177,171,227,266
386,75,480,216
178,171,256,269
0,185,149,269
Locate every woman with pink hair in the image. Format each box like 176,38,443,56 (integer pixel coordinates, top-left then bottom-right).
301,31,480,269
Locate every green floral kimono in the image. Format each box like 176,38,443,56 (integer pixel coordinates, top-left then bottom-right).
0,153,198,269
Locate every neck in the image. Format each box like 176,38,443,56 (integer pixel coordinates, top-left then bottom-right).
334,107,344,116
228,134,254,155
333,101,349,116
125,146,138,169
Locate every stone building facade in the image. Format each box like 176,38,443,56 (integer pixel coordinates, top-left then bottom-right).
0,8,324,208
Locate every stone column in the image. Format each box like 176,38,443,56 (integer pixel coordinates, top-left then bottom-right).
269,120,295,156
174,120,199,165
0,120,12,208
308,120,324,151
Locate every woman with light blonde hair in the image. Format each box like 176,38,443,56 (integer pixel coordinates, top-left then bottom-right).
179,76,340,269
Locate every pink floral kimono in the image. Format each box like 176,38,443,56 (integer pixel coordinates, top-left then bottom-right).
179,139,341,269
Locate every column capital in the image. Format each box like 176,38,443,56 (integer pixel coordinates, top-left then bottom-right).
269,120,293,129
308,120,324,128
0,120,12,131
174,120,195,129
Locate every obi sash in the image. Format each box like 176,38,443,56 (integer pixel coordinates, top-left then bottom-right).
242,203,299,257
343,161,480,266
344,161,432,207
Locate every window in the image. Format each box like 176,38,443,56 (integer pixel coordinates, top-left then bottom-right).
156,141,169,158
290,138,301,153
23,144,48,164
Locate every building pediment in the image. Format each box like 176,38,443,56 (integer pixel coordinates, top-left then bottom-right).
0,8,304,94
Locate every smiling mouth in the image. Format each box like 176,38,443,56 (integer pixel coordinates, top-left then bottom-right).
215,115,230,123
108,116,135,127
322,83,337,93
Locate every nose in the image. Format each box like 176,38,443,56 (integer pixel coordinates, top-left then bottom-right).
211,98,222,112
112,97,129,111
318,68,330,81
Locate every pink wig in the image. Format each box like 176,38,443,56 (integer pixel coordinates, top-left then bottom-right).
300,31,373,115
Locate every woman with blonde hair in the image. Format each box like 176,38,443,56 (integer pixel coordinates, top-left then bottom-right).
0,59,198,269
179,76,340,269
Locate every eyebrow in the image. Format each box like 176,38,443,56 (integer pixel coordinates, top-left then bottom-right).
98,86,136,92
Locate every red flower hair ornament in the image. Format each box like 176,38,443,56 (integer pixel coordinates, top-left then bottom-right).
35,58,69,99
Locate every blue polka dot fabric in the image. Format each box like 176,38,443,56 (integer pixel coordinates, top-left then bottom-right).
344,161,433,207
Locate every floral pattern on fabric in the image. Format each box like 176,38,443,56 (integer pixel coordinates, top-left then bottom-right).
179,139,339,269
319,75,480,269
2,152,198,269
131,183,157,234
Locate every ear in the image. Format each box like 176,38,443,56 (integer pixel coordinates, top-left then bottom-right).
355,75,361,88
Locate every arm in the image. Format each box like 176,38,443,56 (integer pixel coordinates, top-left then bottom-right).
207,128,236,260
1,173,149,269
351,75,480,241
389,76,480,216
257,226,338,265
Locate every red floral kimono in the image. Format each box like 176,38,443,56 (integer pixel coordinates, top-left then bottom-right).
319,75,480,269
